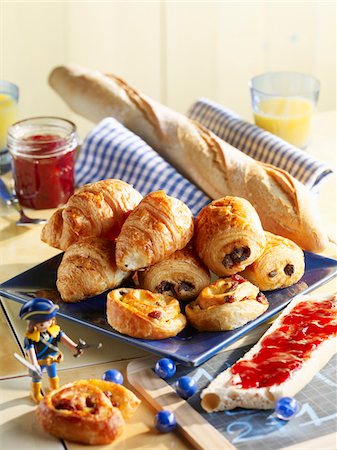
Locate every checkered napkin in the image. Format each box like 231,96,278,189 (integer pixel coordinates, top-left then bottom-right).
75,117,210,216
188,97,332,190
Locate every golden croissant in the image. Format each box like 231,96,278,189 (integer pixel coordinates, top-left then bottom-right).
57,237,130,302
115,191,194,271
195,196,266,276
41,179,142,250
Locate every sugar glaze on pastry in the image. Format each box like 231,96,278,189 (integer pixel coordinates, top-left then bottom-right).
241,231,305,291
195,196,266,276
137,245,210,301
116,191,194,271
107,288,187,339
185,275,268,331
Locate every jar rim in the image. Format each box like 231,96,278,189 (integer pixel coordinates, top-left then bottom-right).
8,116,79,159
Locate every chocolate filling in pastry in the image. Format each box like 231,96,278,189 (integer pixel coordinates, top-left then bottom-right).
222,247,251,268
284,264,295,276
156,280,195,296
268,270,278,278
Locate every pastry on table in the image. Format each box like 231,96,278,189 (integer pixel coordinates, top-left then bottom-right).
137,245,211,301
116,191,194,271
57,237,130,302
200,293,337,411
107,288,187,339
36,380,125,445
41,179,142,250
185,275,268,331
88,379,141,419
195,196,266,276
240,231,305,291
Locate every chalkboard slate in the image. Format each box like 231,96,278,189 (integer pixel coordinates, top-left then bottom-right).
161,345,337,449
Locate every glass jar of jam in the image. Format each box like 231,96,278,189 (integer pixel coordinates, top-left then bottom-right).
8,117,79,209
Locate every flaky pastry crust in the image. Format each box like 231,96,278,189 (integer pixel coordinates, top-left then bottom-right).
41,179,142,250
36,380,125,445
195,196,266,276
116,191,194,271
57,237,130,302
185,275,268,331
137,245,210,301
107,288,187,339
241,231,305,290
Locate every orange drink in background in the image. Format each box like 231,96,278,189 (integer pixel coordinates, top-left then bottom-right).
250,72,320,149
0,81,19,174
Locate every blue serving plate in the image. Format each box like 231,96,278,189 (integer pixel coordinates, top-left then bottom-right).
0,252,336,366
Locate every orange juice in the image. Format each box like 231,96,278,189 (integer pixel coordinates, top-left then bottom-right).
254,97,314,148
0,93,18,149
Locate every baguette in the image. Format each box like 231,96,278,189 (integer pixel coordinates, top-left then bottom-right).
49,65,328,252
200,293,337,411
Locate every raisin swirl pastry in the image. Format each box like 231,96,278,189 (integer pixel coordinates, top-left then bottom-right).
195,196,266,276
36,380,126,445
116,191,194,271
137,245,211,301
240,231,305,291
107,288,187,339
185,275,269,331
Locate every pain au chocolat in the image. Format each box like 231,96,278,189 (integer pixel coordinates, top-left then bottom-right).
137,245,210,301
195,196,266,276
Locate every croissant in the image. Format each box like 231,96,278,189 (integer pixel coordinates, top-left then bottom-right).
57,237,130,302
195,196,266,276
40,208,78,251
107,288,187,339
240,231,305,291
36,380,125,445
115,191,194,271
185,275,269,331
137,245,211,301
41,179,143,250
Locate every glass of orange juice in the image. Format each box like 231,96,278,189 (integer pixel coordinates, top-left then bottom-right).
249,72,320,149
0,81,19,174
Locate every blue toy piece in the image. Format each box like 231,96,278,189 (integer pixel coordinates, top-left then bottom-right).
102,369,124,385
155,410,177,433
175,376,197,399
275,397,300,420
18,298,83,404
155,358,176,379
19,298,59,322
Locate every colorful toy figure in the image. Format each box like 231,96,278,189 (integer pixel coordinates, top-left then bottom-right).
19,298,83,403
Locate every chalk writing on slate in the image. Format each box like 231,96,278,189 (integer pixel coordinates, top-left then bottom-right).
159,346,337,450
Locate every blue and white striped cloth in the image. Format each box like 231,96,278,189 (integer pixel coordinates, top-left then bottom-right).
188,98,332,190
75,117,210,216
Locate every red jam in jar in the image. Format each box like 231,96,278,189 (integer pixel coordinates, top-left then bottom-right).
8,117,78,209
231,298,337,389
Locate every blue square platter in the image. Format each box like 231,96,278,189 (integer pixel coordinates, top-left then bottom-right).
0,251,336,366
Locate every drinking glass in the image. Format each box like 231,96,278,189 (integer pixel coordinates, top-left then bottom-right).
0,81,19,174
249,72,320,148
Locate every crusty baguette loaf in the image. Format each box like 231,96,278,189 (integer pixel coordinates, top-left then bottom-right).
49,65,328,252
200,293,337,411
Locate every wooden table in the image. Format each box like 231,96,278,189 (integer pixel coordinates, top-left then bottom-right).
0,111,336,450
